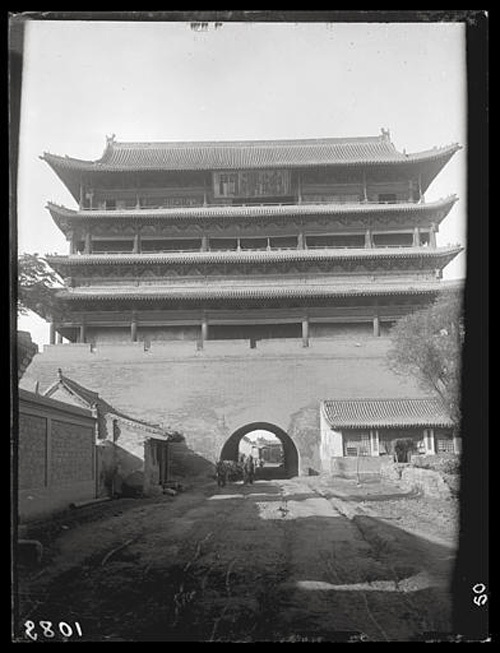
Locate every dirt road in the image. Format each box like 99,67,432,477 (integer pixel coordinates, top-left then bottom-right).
15,477,457,642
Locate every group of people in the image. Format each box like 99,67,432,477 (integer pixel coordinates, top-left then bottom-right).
215,454,257,487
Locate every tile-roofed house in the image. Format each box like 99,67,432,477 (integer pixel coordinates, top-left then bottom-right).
322,397,453,429
44,369,173,496
320,398,459,468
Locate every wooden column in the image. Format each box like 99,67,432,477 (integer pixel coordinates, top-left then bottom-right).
131,313,138,342
297,171,302,204
201,235,209,251
428,428,436,454
49,322,56,345
79,322,86,344
79,182,84,209
84,230,92,254
429,223,437,248
413,227,420,247
297,232,305,250
302,317,309,348
362,171,368,202
133,231,141,254
57,331,63,344
418,174,424,203
365,229,372,248
370,429,380,457
200,315,208,347
69,231,76,254
373,315,380,337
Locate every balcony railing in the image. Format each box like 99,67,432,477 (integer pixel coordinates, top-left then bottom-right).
78,242,435,256
80,197,422,211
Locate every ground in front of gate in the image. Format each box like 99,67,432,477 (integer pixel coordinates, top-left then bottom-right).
15,475,459,642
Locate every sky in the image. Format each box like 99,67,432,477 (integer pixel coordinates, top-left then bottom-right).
15,20,467,346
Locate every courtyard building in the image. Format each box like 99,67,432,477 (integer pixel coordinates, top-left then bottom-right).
320,397,459,472
44,369,172,496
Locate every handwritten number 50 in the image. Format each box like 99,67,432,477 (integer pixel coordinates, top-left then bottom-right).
473,583,488,606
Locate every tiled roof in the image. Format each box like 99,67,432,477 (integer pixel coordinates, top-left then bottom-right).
41,135,461,172
54,278,463,302
44,370,168,436
47,195,458,224
322,398,453,429
46,245,463,267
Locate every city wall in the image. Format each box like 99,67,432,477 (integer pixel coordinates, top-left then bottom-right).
20,337,427,477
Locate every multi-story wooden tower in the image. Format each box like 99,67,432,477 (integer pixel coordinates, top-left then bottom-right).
42,131,462,347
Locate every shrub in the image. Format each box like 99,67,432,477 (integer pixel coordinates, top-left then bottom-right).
441,457,461,475
411,454,461,475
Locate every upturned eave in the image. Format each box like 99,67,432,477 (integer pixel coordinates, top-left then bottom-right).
46,195,459,236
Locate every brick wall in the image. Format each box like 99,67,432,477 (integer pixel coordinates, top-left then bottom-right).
18,390,96,521
21,337,427,477
18,414,47,489
50,420,95,485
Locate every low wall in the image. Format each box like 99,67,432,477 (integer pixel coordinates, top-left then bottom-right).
380,462,456,499
18,389,97,521
330,456,383,478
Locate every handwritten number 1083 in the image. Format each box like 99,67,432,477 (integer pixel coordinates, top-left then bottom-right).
24,620,83,640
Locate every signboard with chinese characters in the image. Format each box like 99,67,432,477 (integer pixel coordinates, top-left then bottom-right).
213,170,291,198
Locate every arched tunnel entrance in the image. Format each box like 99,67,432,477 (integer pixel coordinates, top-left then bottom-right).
220,422,299,479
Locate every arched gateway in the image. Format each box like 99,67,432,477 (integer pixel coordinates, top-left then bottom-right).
220,422,299,478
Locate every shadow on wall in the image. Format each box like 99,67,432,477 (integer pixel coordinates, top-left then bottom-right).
97,441,145,497
167,440,216,481
98,439,216,497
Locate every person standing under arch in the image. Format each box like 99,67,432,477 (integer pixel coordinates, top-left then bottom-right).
244,455,255,485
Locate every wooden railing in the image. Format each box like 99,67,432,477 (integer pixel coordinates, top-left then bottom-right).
80,197,422,211
81,242,434,257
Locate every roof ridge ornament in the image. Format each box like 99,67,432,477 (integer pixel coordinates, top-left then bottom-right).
106,133,116,147
380,128,391,142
